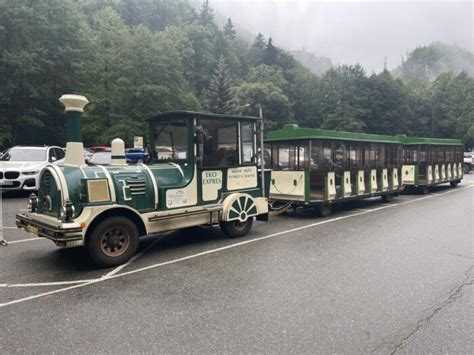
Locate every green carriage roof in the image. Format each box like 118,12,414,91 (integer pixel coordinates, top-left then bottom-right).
396,135,463,146
148,110,261,123
266,124,401,144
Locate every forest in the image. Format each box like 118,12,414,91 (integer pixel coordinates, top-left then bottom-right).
0,0,473,150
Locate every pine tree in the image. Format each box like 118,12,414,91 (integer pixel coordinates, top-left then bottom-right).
198,0,215,28
263,37,278,66
206,56,234,114
223,18,236,39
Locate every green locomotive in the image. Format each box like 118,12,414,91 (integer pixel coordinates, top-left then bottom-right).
16,95,269,266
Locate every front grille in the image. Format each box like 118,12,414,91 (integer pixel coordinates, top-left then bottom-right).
5,171,20,179
127,179,146,196
0,172,3,179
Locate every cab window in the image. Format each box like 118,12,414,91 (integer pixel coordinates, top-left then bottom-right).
153,120,188,161
198,119,238,168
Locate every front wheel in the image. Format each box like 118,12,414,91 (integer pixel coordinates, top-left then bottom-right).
220,218,253,238
87,216,140,267
450,181,459,188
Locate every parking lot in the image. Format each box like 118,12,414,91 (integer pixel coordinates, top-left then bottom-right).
1,176,473,353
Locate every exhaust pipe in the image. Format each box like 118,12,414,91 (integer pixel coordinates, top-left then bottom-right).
59,94,89,166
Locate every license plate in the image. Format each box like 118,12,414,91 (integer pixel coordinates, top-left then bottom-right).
0,180,13,186
26,224,39,234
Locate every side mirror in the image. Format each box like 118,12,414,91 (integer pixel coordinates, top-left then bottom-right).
50,156,57,163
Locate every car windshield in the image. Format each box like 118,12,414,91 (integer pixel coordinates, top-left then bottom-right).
0,148,46,162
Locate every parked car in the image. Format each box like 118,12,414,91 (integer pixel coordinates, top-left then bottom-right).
88,151,111,165
83,148,94,163
89,146,110,153
0,146,65,191
464,153,473,174
125,147,150,164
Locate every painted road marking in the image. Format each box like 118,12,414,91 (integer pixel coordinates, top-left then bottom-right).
5,237,43,244
1,184,472,308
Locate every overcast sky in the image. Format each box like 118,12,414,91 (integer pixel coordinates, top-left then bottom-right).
211,0,473,72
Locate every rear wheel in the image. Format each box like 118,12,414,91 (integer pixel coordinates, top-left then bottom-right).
87,216,139,267
381,193,394,202
450,181,458,188
420,186,430,195
316,203,332,217
220,218,253,238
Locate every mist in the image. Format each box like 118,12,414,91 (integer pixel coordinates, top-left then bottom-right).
211,0,473,72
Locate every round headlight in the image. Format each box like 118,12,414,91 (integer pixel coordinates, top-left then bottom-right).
28,193,38,212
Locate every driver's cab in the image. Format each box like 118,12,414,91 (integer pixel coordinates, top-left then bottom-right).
147,111,265,211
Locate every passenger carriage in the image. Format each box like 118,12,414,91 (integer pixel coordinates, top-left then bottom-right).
399,135,463,193
16,95,268,267
265,124,403,216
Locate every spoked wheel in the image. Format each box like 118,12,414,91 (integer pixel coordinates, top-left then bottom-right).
88,216,139,267
220,218,254,238
450,181,459,188
381,193,394,203
316,203,332,217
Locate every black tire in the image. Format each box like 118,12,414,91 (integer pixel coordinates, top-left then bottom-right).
87,216,140,267
317,203,332,217
420,186,430,195
450,181,458,188
220,217,253,238
381,193,394,202
463,163,471,174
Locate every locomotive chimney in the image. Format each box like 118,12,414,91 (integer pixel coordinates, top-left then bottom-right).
111,138,126,166
59,94,89,166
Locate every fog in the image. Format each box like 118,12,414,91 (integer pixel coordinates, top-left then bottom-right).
212,0,473,72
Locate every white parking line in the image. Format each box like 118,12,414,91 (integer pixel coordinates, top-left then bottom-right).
0,280,96,287
5,237,43,244
0,184,472,308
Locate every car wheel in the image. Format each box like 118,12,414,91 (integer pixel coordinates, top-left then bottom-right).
137,158,144,164
382,193,394,202
450,181,458,188
220,217,253,238
463,163,471,174
87,216,139,267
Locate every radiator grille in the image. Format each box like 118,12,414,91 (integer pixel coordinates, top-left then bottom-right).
127,179,146,196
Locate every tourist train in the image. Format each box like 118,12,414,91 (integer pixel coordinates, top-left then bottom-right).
16,94,464,266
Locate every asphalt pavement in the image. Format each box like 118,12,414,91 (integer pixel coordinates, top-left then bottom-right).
1,176,473,353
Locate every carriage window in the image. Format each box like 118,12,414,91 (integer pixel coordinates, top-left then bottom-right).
419,146,426,162
241,122,254,164
323,142,333,170
310,140,321,171
288,145,297,170
369,144,376,168
278,145,290,170
154,120,188,160
349,144,362,169
271,144,279,169
376,145,386,167
197,119,238,167
437,147,444,163
333,141,346,170
297,143,309,170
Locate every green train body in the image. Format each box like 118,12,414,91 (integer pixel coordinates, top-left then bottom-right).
399,135,464,193
265,124,463,214
17,95,268,266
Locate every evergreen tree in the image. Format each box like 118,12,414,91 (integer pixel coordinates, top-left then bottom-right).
198,0,215,28
206,56,234,114
223,18,236,39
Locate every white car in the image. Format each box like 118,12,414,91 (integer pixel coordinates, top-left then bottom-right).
464,153,473,174
0,146,65,191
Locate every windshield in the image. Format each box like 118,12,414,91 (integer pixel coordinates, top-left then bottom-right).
0,148,46,162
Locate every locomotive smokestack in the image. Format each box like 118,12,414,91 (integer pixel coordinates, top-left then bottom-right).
59,94,89,166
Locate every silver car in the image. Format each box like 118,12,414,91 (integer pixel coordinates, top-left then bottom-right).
0,146,65,191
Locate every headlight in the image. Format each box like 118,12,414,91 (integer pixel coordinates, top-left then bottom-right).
22,171,39,175
28,193,38,212
60,200,75,222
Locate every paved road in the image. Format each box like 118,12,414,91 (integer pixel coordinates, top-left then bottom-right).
1,177,473,353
